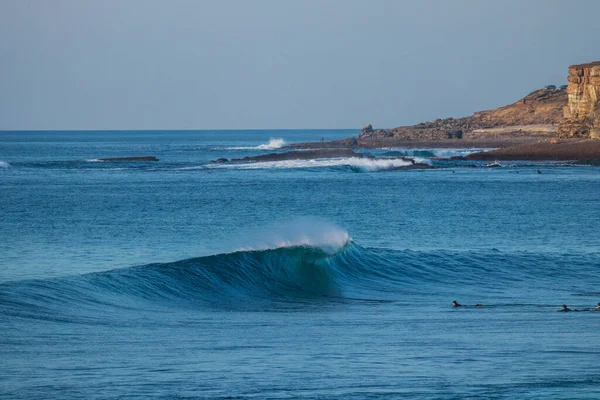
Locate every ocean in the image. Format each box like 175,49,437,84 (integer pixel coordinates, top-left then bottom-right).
1,130,599,399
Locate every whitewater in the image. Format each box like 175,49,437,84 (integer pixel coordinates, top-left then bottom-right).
1,129,600,400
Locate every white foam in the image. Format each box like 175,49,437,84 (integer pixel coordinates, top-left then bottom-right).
227,137,287,150
0,161,10,168
256,137,286,150
206,157,422,172
430,148,493,158
176,166,205,171
233,219,351,254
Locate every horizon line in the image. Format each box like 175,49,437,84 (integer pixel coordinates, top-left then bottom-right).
0,128,360,133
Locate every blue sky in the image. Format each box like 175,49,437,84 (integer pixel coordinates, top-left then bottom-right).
1,0,599,130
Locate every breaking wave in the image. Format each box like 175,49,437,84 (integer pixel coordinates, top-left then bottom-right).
232,220,351,254
228,138,287,150
2,236,599,318
206,157,426,172
0,161,10,168
256,137,286,150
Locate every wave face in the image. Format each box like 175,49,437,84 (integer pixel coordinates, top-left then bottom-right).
206,157,423,172
2,241,599,318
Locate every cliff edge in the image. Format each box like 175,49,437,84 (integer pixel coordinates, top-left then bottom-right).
558,61,600,139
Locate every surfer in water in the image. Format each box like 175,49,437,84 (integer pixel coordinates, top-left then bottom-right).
475,302,483,307
589,302,600,311
452,301,462,307
555,304,572,312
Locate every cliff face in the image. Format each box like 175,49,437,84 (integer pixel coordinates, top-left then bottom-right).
558,62,600,139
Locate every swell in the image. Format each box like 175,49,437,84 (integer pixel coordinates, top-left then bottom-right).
1,244,599,317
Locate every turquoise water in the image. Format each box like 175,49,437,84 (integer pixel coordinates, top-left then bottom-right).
1,130,599,399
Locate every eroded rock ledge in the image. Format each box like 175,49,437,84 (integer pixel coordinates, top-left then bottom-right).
465,139,600,163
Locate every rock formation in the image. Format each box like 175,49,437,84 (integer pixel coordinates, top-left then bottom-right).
558,61,600,139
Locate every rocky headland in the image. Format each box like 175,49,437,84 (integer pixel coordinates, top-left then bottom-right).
286,61,600,163
288,87,567,149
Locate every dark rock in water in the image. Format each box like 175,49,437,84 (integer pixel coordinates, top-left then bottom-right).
230,149,362,162
211,158,228,163
99,156,158,162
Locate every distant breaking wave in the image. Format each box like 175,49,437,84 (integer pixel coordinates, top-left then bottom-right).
0,161,10,168
228,137,287,150
206,157,428,172
256,137,286,149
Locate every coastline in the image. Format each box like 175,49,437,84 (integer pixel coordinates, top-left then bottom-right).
285,136,548,150
285,137,600,163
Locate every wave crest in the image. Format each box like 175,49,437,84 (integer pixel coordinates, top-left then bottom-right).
233,220,351,254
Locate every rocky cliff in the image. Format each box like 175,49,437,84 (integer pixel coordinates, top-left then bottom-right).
352,88,567,143
558,61,600,139
325,88,567,148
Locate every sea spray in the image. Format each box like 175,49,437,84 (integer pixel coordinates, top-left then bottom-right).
256,137,286,150
230,218,351,254
227,137,287,150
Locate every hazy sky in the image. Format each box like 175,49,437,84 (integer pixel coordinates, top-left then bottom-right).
1,0,599,130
